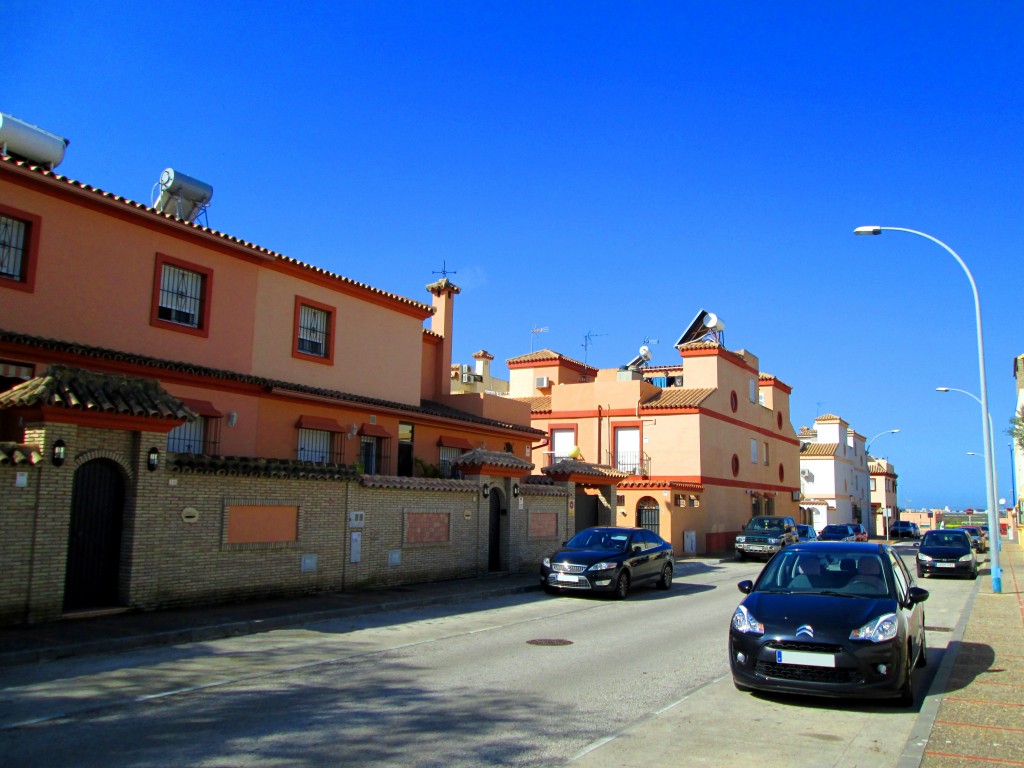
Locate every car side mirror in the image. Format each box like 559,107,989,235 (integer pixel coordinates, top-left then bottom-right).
737,580,753,594
908,586,929,605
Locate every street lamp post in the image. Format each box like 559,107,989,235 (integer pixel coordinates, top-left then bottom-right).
866,428,900,454
865,429,900,540
855,226,1001,593
937,387,1001,522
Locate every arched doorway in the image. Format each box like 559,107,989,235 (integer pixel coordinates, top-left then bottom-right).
636,496,660,534
64,459,126,612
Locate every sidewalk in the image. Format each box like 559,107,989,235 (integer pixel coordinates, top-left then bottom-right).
916,537,1024,767
0,570,541,668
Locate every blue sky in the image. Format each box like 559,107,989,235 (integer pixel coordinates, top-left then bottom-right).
6,2,1022,510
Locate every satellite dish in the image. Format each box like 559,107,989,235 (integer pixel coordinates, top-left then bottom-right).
639,345,651,361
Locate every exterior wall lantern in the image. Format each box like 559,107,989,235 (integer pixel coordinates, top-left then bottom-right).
481,483,490,498
51,439,66,467
147,447,160,472
512,483,520,498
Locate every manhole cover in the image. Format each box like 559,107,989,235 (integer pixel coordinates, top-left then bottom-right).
925,626,953,633
527,638,573,646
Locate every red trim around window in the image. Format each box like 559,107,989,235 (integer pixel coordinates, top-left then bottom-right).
292,295,336,365
149,253,213,337
0,203,41,294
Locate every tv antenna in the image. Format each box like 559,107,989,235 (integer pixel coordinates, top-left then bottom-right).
816,401,826,416
530,325,549,351
581,331,606,364
432,260,457,279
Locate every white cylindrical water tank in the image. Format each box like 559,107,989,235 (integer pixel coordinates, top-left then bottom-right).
158,168,214,205
0,113,69,168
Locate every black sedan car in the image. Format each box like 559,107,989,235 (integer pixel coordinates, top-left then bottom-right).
817,524,857,542
540,526,674,599
916,529,978,579
729,542,929,706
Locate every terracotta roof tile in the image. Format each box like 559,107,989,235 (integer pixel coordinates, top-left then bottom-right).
541,459,629,480
0,365,194,422
506,349,596,372
0,156,432,317
512,396,552,413
815,414,844,422
675,341,720,351
641,387,715,409
359,475,477,492
453,449,535,472
170,455,358,480
800,442,839,456
618,480,704,492
0,442,43,465
0,329,542,436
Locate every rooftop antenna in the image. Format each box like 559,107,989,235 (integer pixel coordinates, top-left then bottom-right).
432,260,457,279
581,331,606,364
816,401,826,416
531,325,549,352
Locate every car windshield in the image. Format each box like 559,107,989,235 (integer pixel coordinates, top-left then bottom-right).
566,530,630,552
747,518,784,532
756,550,890,598
821,525,848,535
922,532,970,548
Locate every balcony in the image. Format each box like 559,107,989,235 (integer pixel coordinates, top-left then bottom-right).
607,450,651,477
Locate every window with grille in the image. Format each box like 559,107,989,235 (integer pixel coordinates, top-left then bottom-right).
0,214,27,282
167,416,221,455
151,254,211,335
293,296,335,364
0,206,39,292
158,263,204,327
298,428,334,463
439,445,465,478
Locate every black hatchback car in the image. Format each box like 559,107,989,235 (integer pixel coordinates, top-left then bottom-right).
729,542,929,706
540,527,674,599
916,529,978,579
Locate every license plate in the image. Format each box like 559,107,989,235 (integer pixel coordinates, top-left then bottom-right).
556,573,579,583
936,563,956,568
776,650,835,668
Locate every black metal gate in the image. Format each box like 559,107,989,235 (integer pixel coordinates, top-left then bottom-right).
64,459,125,612
637,497,660,534
488,492,502,571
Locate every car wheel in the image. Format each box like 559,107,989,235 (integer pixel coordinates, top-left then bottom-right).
969,569,978,580
917,569,926,579
613,571,630,600
735,551,746,561
894,652,915,707
657,563,673,590
916,627,928,668
543,585,560,596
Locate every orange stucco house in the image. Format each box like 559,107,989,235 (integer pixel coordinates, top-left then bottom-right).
0,141,569,625
507,331,802,555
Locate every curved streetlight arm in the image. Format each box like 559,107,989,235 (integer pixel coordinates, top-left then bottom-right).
856,226,1001,593
866,428,900,454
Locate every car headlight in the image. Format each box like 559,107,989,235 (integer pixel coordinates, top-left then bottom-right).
735,536,746,543
731,605,764,634
542,557,551,568
767,537,781,545
589,561,617,571
850,613,898,643
959,553,975,562
917,553,932,562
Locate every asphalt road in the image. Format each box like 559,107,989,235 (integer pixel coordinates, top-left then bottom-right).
0,543,976,767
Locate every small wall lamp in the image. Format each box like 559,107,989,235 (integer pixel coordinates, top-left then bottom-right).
147,447,160,472
52,439,66,467
512,483,520,498
481,483,490,498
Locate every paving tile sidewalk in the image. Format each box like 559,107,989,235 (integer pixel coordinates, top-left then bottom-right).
0,571,541,668
918,538,1024,768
